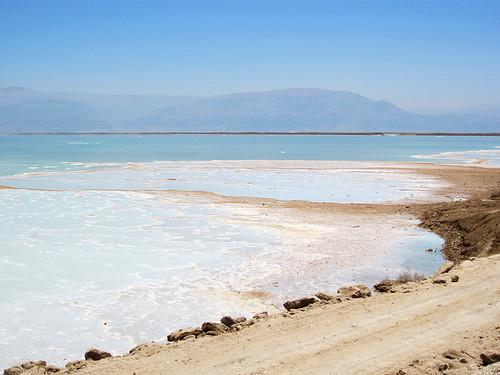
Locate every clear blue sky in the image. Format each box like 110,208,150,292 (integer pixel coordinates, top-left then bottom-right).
1,0,499,111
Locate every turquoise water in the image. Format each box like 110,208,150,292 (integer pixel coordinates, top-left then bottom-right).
1,134,499,176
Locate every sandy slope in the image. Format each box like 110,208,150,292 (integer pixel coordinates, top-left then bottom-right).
21,254,499,375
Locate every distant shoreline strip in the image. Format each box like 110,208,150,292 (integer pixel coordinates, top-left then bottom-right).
2,132,500,136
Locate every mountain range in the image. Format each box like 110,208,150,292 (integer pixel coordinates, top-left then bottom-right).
1,87,499,133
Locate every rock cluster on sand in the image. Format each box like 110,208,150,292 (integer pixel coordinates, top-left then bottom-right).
4,348,113,374
201,322,228,335
220,316,246,327
166,315,252,342
373,279,397,293
3,361,58,375
282,284,373,311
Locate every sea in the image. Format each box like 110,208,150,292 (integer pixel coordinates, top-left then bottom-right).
0,134,499,368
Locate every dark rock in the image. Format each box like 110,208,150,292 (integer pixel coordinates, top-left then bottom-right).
201,322,228,334
451,275,459,282
85,348,112,361
220,316,238,327
3,366,24,375
338,284,371,298
167,327,203,342
373,279,397,293
253,312,268,319
480,351,500,366
283,297,317,311
433,278,446,284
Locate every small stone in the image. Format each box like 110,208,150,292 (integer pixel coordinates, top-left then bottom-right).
167,327,203,342
480,351,500,366
235,316,246,323
201,322,228,334
433,278,446,284
338,284,371,298
283,297,317,311
451,275,459,282
220,316,238,327
85,348,112,361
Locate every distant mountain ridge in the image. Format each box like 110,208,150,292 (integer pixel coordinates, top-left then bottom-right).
1,87,499,133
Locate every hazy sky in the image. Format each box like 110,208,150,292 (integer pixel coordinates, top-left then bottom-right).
1,0,499,112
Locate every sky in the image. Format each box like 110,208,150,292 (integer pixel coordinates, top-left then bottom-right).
0,0,499,112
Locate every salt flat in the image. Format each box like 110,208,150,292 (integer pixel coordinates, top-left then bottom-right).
0,160,450,368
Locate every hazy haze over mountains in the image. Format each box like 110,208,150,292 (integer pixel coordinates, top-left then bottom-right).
1,87,499,133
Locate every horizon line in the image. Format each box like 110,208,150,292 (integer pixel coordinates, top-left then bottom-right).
3,132,500,137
